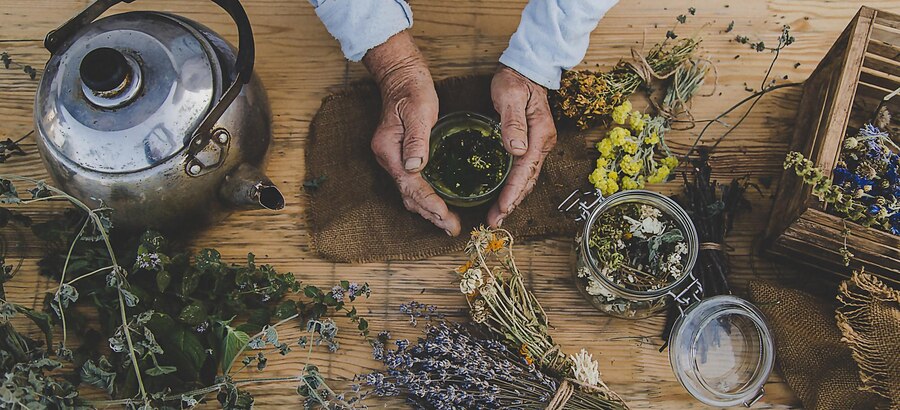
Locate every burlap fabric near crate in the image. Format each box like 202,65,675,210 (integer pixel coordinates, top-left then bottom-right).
748,274,899,410
305,75,591,262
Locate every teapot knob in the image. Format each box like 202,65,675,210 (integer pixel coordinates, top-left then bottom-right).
80,47,129,93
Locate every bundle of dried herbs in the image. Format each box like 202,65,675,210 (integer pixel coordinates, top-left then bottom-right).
588,103,680,196
552,10,702,130
0,176,371,409
365,320,626,410
660,150,752,348
455,227,628,408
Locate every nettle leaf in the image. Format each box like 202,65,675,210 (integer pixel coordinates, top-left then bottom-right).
216,322,250,373
120,288,140,307
181,269,201,297
0,178,22,204
195,249,222,272
80,357,117,395
146,314,206,379
16,305,53,348
177,302,207,326
273,300,297,320
303,286,322,299
51,284,79,317
156,270,171,293
0,300,16,322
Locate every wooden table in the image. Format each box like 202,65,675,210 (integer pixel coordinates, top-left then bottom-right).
2,0,896,408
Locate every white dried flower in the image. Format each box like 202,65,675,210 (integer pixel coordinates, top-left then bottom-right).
570,349,602,386
577,267,592,278
471,299,488,323
479,276,498,298
675,242,688,255
585,277,615,300
624,215,665,239
459,268,483,294
639,205,662,220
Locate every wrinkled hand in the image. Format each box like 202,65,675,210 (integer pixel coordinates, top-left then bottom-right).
488,65,558,227
364,31,461,236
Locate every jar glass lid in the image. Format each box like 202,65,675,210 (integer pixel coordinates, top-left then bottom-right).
668,295,774,407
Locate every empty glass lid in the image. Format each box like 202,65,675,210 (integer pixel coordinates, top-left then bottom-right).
668,295,774,407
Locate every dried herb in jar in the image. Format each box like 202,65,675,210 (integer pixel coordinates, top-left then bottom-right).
588,203,689,292
423,127,509,200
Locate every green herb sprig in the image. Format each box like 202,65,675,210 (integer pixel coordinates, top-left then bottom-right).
1,176,372,409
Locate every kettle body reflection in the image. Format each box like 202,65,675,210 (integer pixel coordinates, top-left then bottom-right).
34,0,283,231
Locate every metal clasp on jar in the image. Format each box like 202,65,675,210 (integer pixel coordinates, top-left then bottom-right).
558,189,605,221
667,271,704,316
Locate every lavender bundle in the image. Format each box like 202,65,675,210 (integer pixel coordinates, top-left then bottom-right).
365,322,626,410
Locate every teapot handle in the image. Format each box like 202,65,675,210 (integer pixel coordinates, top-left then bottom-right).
44,0,256,155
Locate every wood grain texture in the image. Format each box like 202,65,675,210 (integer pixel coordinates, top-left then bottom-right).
3,0,899,408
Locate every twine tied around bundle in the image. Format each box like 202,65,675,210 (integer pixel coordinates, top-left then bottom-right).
699,242,725,251
545,379,575,410
546,378,628,410
623,48,676,84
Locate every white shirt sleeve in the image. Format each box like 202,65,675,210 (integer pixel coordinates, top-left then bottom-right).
309,0,414,62
500,0,619,89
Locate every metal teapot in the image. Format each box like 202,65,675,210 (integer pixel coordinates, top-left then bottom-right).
34,0,284,231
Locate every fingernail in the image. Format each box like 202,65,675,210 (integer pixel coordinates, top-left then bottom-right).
511,140,527,152
404,157,423,171
432,212,443,221
496,218,504,227
445,229,453,236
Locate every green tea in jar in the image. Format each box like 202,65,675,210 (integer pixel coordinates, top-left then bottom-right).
423,112,511,207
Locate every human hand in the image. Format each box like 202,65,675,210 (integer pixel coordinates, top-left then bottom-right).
487,65,558,227
363,31,461,236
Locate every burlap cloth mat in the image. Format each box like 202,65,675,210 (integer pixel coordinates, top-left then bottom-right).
306,75,590,262
748,272,899,410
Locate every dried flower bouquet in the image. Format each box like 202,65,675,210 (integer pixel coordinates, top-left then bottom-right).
365,322,626,410
456,227,628,408
553,37,701,130
785,123,900,237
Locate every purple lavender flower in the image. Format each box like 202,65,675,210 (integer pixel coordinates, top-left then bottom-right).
363,322,559,409
347,282,361,298
331,285,344,303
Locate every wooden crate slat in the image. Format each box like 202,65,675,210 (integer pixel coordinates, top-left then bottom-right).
866,40,900,62
862,53,900,80
766,6,900,284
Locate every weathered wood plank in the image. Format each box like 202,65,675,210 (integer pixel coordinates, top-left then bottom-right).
4,0,899,408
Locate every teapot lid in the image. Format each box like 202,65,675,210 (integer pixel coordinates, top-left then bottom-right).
36,12,220,173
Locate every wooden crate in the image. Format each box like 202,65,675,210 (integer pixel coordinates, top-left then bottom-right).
765,6,900,288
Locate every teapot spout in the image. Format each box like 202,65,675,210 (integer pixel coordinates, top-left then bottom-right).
220,164,285,211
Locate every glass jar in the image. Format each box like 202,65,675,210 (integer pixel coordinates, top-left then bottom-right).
571,190,699,319
668,295,774,407
423,112,512,207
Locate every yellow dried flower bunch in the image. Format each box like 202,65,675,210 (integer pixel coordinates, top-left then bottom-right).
588,101,679,196
553,37,701,130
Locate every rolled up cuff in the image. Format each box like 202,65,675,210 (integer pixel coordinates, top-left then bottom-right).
315,0,414,62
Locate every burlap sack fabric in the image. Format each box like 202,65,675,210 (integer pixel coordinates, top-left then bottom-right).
748,275,899,410
305,75,592,262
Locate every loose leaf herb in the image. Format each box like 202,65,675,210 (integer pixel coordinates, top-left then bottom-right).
0,177,372,408
0,52,38,81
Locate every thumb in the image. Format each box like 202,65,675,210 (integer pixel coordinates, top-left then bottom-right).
497,98,529,157
401,106,437,172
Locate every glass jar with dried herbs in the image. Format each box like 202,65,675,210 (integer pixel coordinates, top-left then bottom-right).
573,190,699,318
